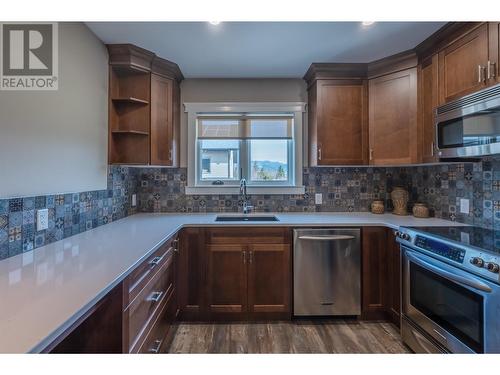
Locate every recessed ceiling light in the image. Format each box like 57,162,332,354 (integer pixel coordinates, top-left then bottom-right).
361,21,375,26
209,21,220,26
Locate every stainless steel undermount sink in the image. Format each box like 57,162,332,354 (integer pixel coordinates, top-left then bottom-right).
215,215,279,222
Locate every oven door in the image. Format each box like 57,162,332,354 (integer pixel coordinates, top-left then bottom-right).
402,247,500,353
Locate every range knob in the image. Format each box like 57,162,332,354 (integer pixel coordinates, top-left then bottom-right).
470,257,485,267
394,231,401,238
486,262,500,273
402,233,411,241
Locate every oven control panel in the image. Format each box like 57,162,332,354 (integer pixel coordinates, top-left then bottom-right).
414,235,466,263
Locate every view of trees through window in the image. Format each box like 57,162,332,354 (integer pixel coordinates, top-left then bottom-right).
250,139,288,181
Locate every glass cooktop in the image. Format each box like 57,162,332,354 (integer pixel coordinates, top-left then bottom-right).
406,226,500,254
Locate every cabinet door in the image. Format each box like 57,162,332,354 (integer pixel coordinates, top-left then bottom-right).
369,68,418,165
247,244,291,319
438,24,489,104
150,74,174,166
489,22,500,85
361,227,388,320
312,80,368,165
420,55,439,163
178,228,206,320
386,229,401,327
206,244,247,319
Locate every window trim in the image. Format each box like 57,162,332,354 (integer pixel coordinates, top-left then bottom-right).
185,102,306,195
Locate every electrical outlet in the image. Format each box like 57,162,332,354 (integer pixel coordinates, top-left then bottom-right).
36,209,49,231
315,193,323,205
132,194,137,207
460,198,470,214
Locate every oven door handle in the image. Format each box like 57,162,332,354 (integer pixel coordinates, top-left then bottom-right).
406,251,493,293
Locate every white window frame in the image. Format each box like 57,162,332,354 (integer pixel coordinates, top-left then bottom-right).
185,102,306,195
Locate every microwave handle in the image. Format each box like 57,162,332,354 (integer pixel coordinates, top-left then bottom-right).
406,251,492,293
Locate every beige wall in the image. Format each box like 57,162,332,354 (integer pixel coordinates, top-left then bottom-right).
179,78,307,167
0,22,108,198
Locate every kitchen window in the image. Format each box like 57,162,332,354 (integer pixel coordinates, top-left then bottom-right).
185,102,306,195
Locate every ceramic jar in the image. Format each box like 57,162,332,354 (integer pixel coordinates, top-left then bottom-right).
371,200,385,214
391,187,409,216
412,203,430,218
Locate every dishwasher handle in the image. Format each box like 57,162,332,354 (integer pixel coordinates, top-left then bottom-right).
298,235,355,241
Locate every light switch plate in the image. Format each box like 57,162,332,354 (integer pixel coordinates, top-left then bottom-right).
132,194,137,207
460,198,470,214
36,209,49,231
315,193,323,205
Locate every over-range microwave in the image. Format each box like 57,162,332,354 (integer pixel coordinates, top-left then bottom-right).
436,83,500,159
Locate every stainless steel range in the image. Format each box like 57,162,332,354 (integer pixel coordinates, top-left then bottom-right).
396,226,500,353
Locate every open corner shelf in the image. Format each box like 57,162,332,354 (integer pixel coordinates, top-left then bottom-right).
111,129,149,136
112,97,150,105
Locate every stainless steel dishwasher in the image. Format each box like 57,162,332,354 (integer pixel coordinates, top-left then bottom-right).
293,228,361,316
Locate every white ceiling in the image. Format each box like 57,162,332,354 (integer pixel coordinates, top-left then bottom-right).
86,22,446,78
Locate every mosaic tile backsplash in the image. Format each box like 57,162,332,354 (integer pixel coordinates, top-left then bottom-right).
135,156,500,230
0,166,137,261
2,156,500,262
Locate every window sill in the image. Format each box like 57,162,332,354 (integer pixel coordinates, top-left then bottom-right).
185,185,305,195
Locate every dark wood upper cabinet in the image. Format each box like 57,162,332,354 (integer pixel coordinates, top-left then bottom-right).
247,243,291,319
308,79,368,165
368,68,418,165
489,22,500,85
419,54,439,163
206,244,248,319
107,44,183,166
437,24,490,104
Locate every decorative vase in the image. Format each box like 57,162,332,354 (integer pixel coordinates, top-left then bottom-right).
412,203,430,218
371,200,385,214
391,187,409,216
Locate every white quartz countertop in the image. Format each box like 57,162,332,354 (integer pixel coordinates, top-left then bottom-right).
0,212,464,353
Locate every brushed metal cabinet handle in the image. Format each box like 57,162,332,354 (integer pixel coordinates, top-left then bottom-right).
242,250,246,264
318,148,322,161
169,149,173,161
369,148,373,161
487,60,492,80
431,141,435,156
478,65,483,83
149,255,164,268
148,339,163,353
148,291,164,303
249,250,253,264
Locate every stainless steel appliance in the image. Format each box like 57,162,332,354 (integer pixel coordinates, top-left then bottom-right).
293,228,361,316
436,83,500,158
396,226,500,353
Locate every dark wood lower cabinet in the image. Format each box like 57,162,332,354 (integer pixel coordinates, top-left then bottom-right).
248,243,291,319
386,229,401,327
49,225,404,353
360,227,401,324
206,244,248,319
204,227,291,320
177,228,205,320
49,284,123,353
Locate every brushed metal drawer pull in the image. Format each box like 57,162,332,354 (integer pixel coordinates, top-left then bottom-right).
148,291,164,303
148,339,163,353
149,255,164,268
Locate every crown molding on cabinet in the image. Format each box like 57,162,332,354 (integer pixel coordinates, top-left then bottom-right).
107,44,184,83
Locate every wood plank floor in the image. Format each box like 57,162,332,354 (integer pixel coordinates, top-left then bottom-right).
165,320,411,353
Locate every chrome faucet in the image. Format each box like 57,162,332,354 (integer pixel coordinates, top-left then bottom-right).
239,178,253,214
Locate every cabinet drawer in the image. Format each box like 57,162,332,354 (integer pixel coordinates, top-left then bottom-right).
207,227,290,244
137,288,177,354
126,252,174,352
124,236,176,307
